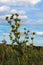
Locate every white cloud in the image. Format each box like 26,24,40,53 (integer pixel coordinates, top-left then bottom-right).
0,0,16,5
0,0,41,6
18,15,28,20
0,6,10,12
28,0,41,5
0,6,26,15
11,9,26,15
36,32,43,35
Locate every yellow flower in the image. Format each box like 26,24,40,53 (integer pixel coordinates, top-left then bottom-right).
10,35,12,38
20,23,22,26
19,32,22,35
17,22,22,26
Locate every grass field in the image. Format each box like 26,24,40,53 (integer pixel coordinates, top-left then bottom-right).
0,44,43,65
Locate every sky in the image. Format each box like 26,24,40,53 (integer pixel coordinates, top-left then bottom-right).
0,0,43,46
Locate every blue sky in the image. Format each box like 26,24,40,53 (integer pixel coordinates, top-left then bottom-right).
0,0,43,46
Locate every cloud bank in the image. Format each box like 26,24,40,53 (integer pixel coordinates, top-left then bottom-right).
0,6,10,12
0,0,41,6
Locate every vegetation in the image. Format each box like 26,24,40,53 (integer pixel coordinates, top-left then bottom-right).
0,13,43,65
